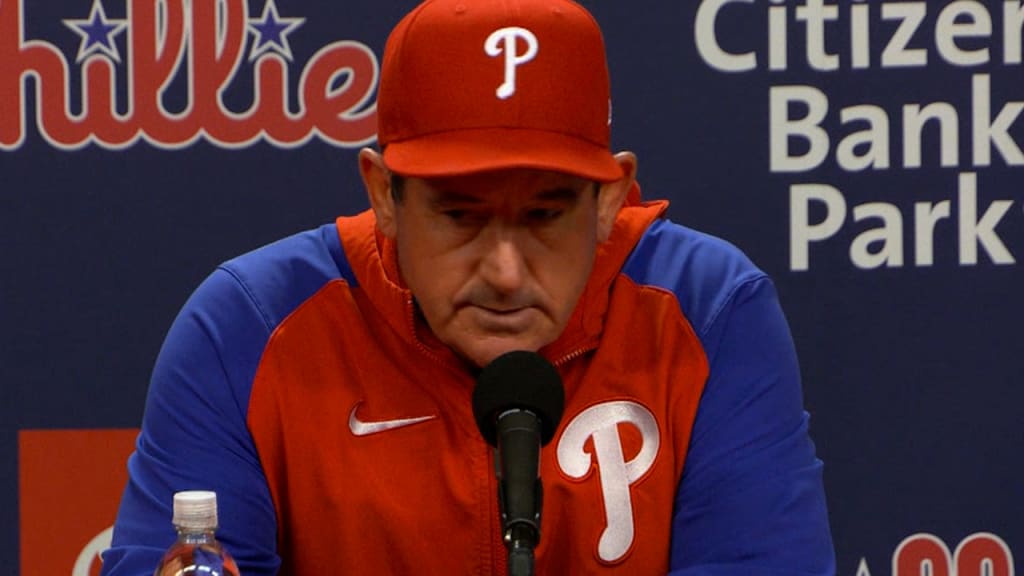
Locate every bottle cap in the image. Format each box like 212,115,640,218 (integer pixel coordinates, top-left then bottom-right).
172,490,218,529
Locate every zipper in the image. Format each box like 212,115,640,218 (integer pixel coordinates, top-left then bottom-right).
553,344,596,367
403,295,468,376
489,445,507,576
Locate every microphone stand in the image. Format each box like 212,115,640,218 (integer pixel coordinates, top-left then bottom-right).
496,409,544,576
472,351,565,576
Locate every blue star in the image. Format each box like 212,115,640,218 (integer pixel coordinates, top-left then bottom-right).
63,0,127,64
247,0,305,62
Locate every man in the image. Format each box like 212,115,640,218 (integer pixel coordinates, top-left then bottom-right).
102,0,835,574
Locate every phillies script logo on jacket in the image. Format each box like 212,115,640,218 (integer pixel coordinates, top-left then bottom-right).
0,0,379,151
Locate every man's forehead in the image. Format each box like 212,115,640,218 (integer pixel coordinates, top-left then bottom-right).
413,169,592,201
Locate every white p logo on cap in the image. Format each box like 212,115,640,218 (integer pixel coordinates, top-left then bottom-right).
485,27,539,99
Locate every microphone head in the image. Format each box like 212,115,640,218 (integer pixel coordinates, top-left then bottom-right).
472,351,565,447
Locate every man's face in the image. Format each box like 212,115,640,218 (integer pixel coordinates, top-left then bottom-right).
391,169,603,368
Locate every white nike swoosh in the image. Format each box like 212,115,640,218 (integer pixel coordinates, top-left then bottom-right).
348,403,437,437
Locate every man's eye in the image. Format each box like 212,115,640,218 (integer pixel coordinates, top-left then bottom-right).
527,208,563,223
442,209,484,226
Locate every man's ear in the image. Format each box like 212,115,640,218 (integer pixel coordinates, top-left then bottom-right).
358,148,398,238
595,152,638,242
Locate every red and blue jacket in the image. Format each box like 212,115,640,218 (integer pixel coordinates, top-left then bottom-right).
102,188,835,574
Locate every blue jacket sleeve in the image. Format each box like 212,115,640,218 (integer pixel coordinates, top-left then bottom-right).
100,267,282,575
668,276,835,575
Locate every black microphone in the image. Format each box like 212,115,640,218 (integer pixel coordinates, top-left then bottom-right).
472,351,565,576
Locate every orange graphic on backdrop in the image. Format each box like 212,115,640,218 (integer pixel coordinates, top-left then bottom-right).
19,429,138,576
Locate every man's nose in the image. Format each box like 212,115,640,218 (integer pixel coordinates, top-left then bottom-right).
478,226,528,295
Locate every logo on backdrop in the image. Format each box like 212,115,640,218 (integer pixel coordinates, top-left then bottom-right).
0,0,379,151
694,0,1023,271
19,429,138,576
854,532,1015,576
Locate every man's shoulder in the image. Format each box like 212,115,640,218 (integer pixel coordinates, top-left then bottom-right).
223,222,349,279
622,219,771,338
624,218,766,287
192,222,354,330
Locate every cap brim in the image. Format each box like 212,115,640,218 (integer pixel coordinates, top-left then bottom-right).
382,128,624,183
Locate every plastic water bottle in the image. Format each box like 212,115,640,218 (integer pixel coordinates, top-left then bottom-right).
154,491,240,576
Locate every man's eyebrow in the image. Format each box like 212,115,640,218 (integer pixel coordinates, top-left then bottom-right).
428,190,485,206
535,187,584,201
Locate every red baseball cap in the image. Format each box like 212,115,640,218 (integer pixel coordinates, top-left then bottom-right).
377,0,623,182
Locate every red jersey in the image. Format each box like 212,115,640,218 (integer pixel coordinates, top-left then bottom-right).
103,190,834,574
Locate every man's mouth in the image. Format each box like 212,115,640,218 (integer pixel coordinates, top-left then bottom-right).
469,305,537,331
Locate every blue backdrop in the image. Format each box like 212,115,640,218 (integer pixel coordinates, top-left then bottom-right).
3,1,1020,574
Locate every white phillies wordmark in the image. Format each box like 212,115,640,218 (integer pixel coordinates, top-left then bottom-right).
484,26,538,99
557,400,660,563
